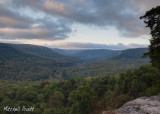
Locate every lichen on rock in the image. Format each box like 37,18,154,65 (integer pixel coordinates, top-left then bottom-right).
115,94,160,114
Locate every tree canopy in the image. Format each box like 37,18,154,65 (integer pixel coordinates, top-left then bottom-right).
140,6,160,69
0,65,160,114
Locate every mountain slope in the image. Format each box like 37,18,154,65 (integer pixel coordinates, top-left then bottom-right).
53,49,119,60
0,43,38,60
111,48,148,60
71,49,119,60
11,44,79,61
52,48,82,56
63,48,149,78
0,43,149,81
0,43,79,81
53,48,148,61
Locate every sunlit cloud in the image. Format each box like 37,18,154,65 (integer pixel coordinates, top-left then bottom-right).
0,0,158,49
43,1,68,15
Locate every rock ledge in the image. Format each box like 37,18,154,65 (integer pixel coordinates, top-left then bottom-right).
115,94,160,114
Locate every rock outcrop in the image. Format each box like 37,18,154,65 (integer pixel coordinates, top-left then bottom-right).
115,94,160,114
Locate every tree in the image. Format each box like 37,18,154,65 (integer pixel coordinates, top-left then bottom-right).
140,6,160,69
22,91,38,102
62,70,69,80
69,86,94,114
49,91,64,108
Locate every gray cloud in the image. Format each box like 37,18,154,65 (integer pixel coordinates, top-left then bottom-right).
0,2,34,29
0,0,159,40
11,0,159,37
0,1,72,40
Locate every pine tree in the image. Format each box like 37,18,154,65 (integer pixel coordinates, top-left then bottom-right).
140,6,160,69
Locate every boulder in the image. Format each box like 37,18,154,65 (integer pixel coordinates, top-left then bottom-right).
115,94,160,114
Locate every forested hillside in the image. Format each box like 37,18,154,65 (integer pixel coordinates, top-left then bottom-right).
0,43,149,81
52,48,148,61
0,1,159,114
54,49,119,60
0,65,159,114
111,48,148,59
11,44,76,60
63,48,149,78
64,58,149,78
0,43,79,81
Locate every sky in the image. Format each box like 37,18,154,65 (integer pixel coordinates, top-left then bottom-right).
0,0,159,50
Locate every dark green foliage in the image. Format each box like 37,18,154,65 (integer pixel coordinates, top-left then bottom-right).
63,48,149,78
67,49,118,60
111,48,148,59
0,43,149,81
0,43,79,81
62,70,69,80
140,6,160,69
53,48,147,61
49,91,64,108
69,86,94,114
12,44,77,61
22,91,38,102
0,65,160,113
65,59,149,78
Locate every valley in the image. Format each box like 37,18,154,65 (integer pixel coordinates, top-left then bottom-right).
0,43,149,81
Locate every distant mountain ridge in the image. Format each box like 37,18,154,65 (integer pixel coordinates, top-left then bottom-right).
0,43,41,61
52,47,149,79
52,49,119,60
52,48,148,60
0,43,79,81
111,48,148,60
0,43,149,81
10,43,78,61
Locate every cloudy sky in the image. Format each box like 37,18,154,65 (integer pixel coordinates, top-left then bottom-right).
0,0,159,49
